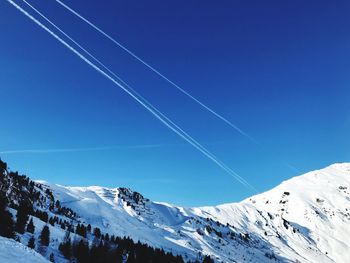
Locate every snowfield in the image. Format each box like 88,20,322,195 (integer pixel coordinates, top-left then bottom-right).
36,162,350,262
0,236,49,263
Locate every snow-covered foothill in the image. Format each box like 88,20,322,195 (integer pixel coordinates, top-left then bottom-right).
0,236,49,263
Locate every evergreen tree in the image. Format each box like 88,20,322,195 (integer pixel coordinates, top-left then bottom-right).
58,231,72,259
49,217,55,226
49,252,55,262
41,211,49,223
0,159,7,173
76,224,87,238
40,225,50,246
28,236,35,249
26,217,35,233
35,210,48,223
93,227,101,238
81,224,87,238
0,194,15,238
15,200,31,234
74,239,90,263
203,255,214,263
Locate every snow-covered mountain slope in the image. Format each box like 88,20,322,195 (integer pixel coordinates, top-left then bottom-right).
0,236,49,263
39,183,196,259
192,163,350,262
40,163,350,262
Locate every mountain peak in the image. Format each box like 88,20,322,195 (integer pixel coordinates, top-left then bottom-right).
2,159,349,262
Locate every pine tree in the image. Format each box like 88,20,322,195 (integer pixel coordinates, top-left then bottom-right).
49,253,55,262
203,255,214,263
0,194,15,238
80,224,86,238
93,227,101,238
0,159,7,173
76,224,87,238
58,231,72,259
15,200,31,234
49,217,55,226
78,239,90,263
42,211,49,223
26,217,35,233
28,235,35,249
40,225,50,246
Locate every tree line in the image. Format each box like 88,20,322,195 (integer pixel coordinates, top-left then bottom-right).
0,158,214,262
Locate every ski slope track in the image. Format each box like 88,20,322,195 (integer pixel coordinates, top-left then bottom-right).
36,163,350,262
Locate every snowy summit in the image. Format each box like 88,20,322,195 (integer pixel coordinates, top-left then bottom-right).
2,162,346,262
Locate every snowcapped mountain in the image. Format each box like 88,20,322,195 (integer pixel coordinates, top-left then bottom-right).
192,163,350,262
0,160,349,262
36,163,350,262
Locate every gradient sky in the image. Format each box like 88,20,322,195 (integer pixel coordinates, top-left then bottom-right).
1,0,349,206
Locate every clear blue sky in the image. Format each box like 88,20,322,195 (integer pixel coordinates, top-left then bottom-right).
0,0,349,206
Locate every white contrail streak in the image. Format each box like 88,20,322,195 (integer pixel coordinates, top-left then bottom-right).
20,0,243,185
21,0,248,185
53,0,259,145
7,0,257,193
20,0,251,188
24,0,298,176
20,0,129,91
50,0,299,175
0,144,167,154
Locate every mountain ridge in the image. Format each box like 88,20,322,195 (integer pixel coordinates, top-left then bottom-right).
1,160,349,262
38,162,350,262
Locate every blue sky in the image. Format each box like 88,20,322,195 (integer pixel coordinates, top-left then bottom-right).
0,0,349,206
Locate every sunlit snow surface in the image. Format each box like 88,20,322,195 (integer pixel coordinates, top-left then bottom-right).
39,163,350,262
0,236,49,263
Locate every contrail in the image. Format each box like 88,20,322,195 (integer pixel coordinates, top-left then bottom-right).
53,0,259,145
7,0,257,193
20,0,129,92
25,0,299,175
20,0,243,182
0,144,167,155
21,0,247,184
19,0,243,178
20,0,260,192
